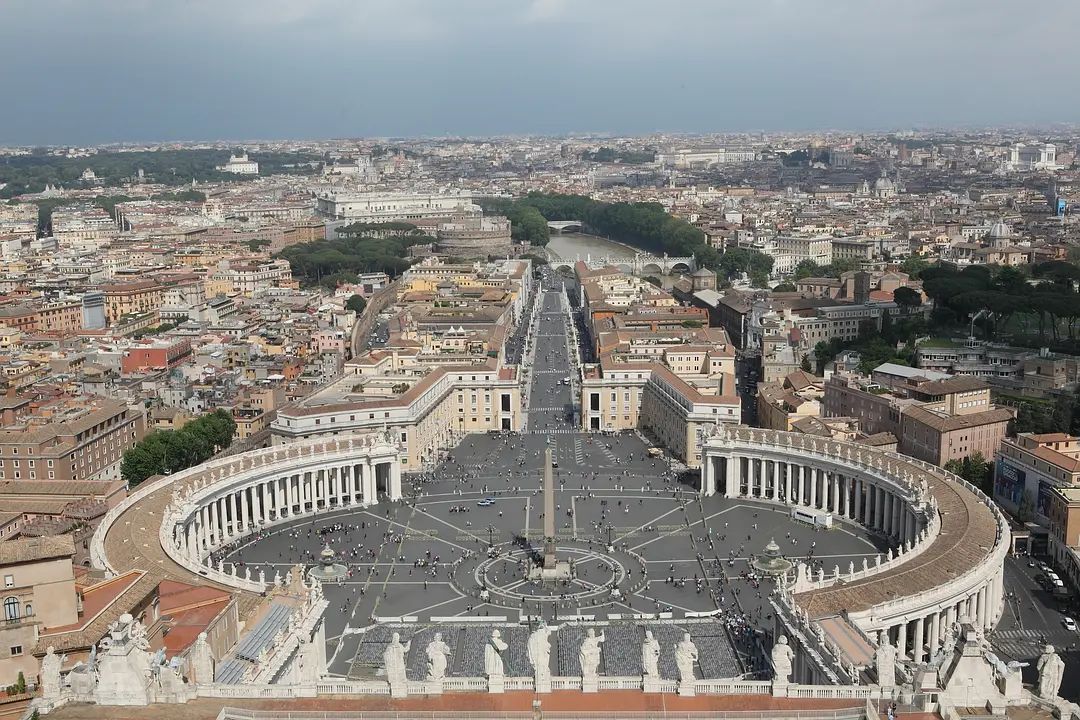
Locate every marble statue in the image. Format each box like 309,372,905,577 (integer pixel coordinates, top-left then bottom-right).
485,630,508,677
675,632,698,684
41,645,63,700
383,632,410,686
1037,644,1065,700
527,623,552,684
771,635,794,685
642,630,661,678
874,633,896,686
579,628,605,678
425,633,450,681
190,634,214,686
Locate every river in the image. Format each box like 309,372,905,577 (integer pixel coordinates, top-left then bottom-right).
545,232,638,261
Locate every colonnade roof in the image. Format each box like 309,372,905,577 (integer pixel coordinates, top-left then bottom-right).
795,465,998,619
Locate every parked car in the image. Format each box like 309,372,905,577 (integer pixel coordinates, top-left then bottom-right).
1064,617,1077,632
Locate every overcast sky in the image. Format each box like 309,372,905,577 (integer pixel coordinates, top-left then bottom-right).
2,0,1078,145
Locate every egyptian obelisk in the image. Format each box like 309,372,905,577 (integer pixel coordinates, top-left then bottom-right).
543,447,557,568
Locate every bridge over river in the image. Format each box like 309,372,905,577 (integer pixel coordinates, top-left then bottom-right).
549,251,696,276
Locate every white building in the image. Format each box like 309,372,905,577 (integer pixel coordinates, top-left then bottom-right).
216,153,259,175
1005,143,1060,171
315,191,475,222
656,147,758,168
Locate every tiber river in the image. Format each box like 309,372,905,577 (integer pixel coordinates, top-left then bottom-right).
545,232,638,262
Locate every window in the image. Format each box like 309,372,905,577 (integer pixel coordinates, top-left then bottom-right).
3,597,18,621
8,646,20,657
2,576,10,588
23,603,31,617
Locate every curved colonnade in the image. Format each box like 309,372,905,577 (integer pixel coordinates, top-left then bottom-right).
92,433,402,594
700,425,1010,668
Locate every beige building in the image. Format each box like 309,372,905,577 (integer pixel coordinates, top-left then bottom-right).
0,397,146,485
824,370,1013,466
272,357,522,469
0,536,79,687
994,433,1080,527
899,404,1013,466
101,281,165,324
757,370,824,431
581,361,740,467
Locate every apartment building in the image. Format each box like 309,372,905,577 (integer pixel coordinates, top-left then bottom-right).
0,397,146,484
0,536,79,688
120,339,194,374
1045,483,1080,591
995,433,1080,527
101,281,165,324
824,369,1013,466
757,370,824,431
206,259,293,297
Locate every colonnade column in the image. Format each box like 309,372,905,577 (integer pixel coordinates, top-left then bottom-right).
239,488,249,532
928,611,941,657
252,483,262,526
226,493,237,538
785,462,793,503
809,468,818,509
365,461,377,504
772,460,780,501
726,456,740,499
830,473,840,514
207,500,218,546
912,616,924,663
339,466,351,505
389,460,402,501
896,620,906,659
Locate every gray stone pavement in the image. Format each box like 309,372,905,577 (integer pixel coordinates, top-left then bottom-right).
219,277,884,680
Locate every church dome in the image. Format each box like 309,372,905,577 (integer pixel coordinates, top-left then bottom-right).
989,221,1011,239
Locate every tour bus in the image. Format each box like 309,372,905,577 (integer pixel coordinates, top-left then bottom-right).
791,507,833,529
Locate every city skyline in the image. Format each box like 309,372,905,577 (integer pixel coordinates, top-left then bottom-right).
3,0,1080,145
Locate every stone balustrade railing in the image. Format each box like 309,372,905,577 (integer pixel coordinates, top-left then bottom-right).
772,594,849,685
793,508,941,593
194,676,891,701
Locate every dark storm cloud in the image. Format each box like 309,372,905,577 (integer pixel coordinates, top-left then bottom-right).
1,0,1077,144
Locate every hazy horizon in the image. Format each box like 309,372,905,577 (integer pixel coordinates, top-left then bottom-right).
3,0,1079,146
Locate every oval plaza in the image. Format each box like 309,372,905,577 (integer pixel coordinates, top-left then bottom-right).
63,270,1055,720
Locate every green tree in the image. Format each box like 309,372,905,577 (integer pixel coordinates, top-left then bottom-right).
121,409,236,486
345,294,367,314
893,286,922,308
793,260,820,280
900,257,931,279
773,282,797,292
944,451,992,495
800,354,813,373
